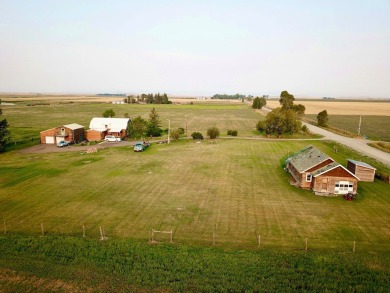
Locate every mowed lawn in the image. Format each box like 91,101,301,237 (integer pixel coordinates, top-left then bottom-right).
1,139,389,251
3,102,261,141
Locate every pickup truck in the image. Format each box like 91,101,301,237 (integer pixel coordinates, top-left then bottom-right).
134,141,150,152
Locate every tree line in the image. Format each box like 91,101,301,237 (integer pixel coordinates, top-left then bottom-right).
211,94,253,100
124,93,171,104
0,99,10,153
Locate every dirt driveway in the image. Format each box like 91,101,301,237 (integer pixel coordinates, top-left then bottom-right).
19,141,135,154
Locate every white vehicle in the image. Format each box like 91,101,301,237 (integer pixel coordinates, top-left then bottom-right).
104,135,121,142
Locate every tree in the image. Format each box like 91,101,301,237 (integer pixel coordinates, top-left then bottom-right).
191,132,203,140
147,108,162,137
252,97,266,109
0,117,10,153
292,104,306,118
103,109,115,118
317,110,329,127
170,128,182,141
207,127,220,139
279,90,295,110
0,98,2,115
260,108,301,137
127,116,148,138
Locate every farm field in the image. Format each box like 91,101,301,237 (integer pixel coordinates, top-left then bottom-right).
305,114,390,141
266,99,390,116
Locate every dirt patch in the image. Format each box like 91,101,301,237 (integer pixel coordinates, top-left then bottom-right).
0,268,93,292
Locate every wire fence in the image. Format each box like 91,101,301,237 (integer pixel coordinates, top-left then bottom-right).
2,219,389,254
5,136,40,147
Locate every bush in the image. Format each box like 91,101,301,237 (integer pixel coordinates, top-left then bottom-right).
227,130,238,136
191,132,204,140
207,127,220,139
301,125,308,132
170,129,182,141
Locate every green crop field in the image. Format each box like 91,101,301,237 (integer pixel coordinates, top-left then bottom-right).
306,114,390,141
1,103,390,291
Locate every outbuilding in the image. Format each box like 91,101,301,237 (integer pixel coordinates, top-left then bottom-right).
347,159,376,182
40,123,85,144
85,117,131,141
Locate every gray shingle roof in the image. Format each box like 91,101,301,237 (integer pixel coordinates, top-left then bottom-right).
348,159,376,170
286,146,333,173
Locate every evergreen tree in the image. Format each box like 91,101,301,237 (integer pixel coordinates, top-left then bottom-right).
147,108,162,136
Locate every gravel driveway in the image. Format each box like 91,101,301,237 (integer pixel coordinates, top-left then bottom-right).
303,122,390,167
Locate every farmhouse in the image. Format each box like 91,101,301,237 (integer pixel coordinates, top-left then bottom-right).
40,123,85,144
286,146,359,195
347,159,376,182
85,117,130,141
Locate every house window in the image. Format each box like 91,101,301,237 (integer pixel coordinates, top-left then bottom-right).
306,174,312,182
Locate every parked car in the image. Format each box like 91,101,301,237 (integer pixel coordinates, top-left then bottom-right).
57,141,70,147
104,135,121,142
134,141,150,152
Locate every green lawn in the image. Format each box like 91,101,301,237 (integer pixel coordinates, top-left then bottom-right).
306,114,390,141
1,139,389,251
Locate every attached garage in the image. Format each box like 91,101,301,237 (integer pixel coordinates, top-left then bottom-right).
45,136,55,144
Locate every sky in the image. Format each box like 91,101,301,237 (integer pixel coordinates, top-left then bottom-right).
0,0,389,98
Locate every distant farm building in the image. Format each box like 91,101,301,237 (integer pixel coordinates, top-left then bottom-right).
347,159,376,182
285,146,359,195
85,117,131,141
40,123,85,144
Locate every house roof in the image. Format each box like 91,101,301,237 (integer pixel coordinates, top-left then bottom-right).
311,162,359,179
89,118,130,131
286,146,333,173
348,159,376,170
63,123,84,130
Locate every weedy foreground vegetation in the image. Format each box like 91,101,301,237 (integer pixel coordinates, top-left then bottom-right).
0,101,389,291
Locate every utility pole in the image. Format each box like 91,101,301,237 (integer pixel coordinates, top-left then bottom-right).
358,115,362,136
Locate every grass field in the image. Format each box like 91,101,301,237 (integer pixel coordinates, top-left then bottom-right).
2,102,261,141
306,114,390,141
1,101,390,290
1,139,389,251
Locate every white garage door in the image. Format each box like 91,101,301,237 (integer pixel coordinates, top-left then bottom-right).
45,136,55,144
335,181,354,194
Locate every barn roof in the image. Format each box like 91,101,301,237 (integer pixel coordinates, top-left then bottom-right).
89,118,130,131
63,123,84,130
286,146,334,173
348,159,376,170
311,162,359,179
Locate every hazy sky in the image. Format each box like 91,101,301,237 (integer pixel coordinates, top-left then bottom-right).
1,0,389,97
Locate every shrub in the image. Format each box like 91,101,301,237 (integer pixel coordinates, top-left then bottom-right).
207,127,220,139
191,132,204,140
301,125,308,132
170,129,182,141
227,130,238,136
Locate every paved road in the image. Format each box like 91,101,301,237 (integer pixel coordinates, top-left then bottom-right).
303,122,390,167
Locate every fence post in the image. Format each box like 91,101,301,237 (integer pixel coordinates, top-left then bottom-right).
258,235,261,248
213,232,216,245
353,241,356,253
3,221,6,235
305,238,308,251
170,230,173,243
82,225,86,237
41,223,44,236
